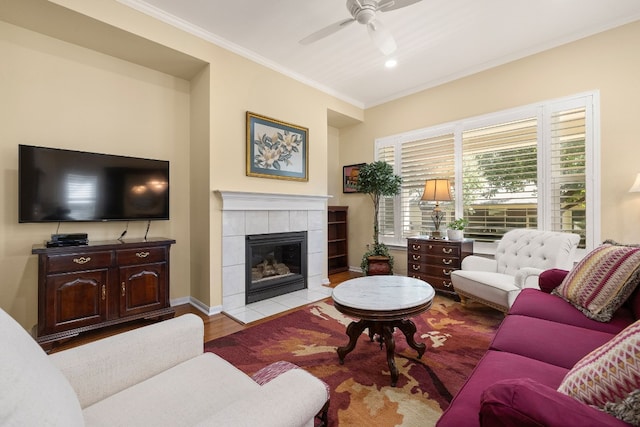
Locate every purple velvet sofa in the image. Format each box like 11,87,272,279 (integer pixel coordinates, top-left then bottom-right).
436,269,638,427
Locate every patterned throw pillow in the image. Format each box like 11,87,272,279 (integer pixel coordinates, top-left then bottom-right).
552,243,640,322
558,319,640,421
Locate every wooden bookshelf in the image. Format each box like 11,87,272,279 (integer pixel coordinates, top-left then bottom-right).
328,206,349,274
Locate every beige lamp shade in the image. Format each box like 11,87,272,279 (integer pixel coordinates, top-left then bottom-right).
630,173,640,193
421,179,453,201
421,179,452,239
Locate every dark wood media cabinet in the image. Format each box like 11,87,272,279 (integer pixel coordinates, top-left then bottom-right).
32,237,176,351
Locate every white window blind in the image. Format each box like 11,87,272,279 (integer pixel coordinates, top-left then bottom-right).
377,145,396,238
400,133,455,238
373,91,598,252
462,117,538,241
549,107,587,247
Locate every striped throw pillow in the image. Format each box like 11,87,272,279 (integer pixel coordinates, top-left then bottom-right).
552,244,640,322
558,319,640,421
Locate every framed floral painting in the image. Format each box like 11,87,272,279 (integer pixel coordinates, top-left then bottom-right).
246,112,308,181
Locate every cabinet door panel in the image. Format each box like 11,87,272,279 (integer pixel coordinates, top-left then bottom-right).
119,263,167,317
44,270,108,334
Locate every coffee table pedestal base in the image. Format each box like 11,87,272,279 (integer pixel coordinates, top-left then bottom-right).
337,319,426,387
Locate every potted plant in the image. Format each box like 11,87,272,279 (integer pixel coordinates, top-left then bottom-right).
447,218,468,241
356,161,402,275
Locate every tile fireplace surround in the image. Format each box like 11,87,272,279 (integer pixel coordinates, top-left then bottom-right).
218,191,332,324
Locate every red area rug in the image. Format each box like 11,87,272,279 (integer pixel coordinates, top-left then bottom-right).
204,295,503,426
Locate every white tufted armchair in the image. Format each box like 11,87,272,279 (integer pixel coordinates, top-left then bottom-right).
451,229,580,312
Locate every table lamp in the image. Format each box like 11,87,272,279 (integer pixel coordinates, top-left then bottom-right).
421,179,452,238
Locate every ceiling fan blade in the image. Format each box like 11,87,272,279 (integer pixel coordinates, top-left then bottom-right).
378,0,422,12
367,19,397,55
299,18,355,45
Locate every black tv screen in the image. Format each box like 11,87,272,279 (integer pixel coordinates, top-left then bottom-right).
19,145,169,223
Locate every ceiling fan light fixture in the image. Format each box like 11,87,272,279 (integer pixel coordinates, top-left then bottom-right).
368,20,397,55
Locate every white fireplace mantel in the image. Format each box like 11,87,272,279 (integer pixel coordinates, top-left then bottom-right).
216,191,331,211
216,190,331,316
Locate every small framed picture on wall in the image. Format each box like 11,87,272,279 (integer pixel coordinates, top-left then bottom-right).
343,163,365,193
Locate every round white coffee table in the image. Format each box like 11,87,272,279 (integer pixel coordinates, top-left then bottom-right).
331,275,435,386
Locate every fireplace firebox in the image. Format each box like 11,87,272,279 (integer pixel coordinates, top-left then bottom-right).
245,231,307,304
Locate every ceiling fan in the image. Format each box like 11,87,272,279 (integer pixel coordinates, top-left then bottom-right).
300,0,422,55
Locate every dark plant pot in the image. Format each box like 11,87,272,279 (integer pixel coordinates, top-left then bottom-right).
367,255,392,275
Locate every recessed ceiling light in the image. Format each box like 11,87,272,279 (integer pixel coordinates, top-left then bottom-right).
385,58,397,68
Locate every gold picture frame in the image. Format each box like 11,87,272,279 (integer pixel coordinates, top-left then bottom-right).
246,112,309,181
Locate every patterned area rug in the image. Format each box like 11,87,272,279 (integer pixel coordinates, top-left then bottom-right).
205,295,503,426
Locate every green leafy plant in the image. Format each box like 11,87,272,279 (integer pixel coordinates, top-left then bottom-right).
447,218,468,230
355,161,402,274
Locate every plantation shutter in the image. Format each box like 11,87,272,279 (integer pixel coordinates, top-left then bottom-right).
549,107,587,248
461,117,538,242
400,133,455,238
377,145,396,238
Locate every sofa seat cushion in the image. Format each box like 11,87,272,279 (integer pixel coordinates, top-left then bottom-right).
553,243,640,322
509,289,634,334
83,352,260,426
452,270,520,308
490,315,616,369
435,350,568,427
0,309,83,427
479,378,631,427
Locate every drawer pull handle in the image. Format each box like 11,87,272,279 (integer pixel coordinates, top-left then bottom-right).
443,269,452,276
442,259,452,265
428,245,433,249
121,282,126,297
442,247,453,254
73,256,91,264
412,265,420,271
136,251,150,258
101,285,106,301
412,244,421,250
443,281,452,288
412,254,421,261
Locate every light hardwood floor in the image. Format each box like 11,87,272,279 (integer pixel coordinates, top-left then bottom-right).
50,271,361,353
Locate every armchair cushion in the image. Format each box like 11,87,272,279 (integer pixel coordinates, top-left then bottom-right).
553,244,640,322
480,378,629,427
0,309,83,427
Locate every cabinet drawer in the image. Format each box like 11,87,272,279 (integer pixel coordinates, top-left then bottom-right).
408,240,461,256
425,255,461,269
407,262,426,274
424,274,455,292
116,247,166,265
47,251,113,273
425,265,456,279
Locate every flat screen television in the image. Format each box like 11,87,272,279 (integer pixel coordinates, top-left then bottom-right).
19,145,169,223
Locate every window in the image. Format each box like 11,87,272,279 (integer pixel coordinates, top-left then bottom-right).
375,92,598,253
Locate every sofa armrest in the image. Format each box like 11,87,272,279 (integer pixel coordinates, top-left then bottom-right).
197,369,328,427
514,267,544,289
480,378,630,427
49,313,204,408
538,268,570,293
461,255,498,272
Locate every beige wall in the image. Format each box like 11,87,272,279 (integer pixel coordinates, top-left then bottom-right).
0,21,191,327
340,21,640,274
0,0,361,328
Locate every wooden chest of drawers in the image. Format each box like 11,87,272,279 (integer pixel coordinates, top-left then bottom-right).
407,238,473,295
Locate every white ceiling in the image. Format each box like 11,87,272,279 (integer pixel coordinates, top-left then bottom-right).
121,0,640,108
